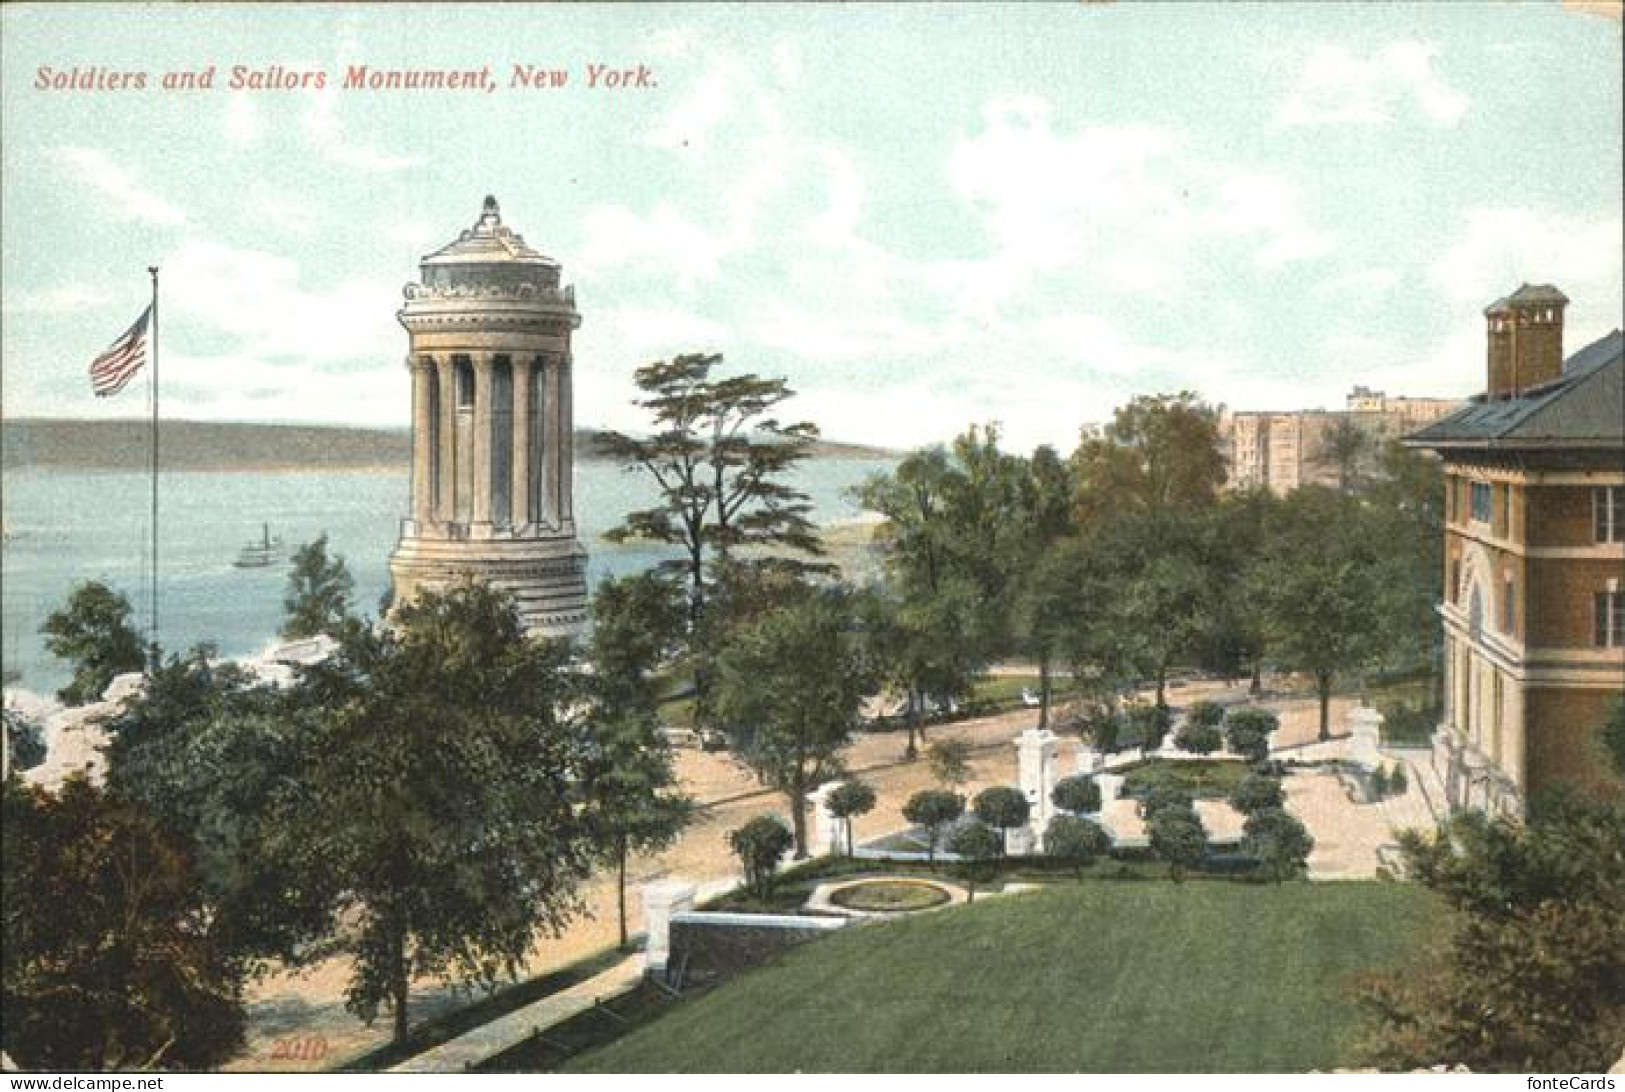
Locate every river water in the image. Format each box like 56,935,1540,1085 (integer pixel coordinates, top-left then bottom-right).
1,457,894,693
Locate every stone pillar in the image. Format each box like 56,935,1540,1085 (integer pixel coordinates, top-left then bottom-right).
640,880,695,975
1016,728,1060,836
808,781,847,856
410,357,434,528
1348,706,1384,770
435,356,456,524
559,354,574,524
1096,773,1125,807
543,358,561,526
510,357,533,529
1075,744,1104,777
471,353,494,533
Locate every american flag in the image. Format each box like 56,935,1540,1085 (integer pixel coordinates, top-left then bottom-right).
88,305,152,397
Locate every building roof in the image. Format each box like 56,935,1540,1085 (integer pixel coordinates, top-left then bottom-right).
1483,283,1569,314
421,195,557,267
1405,329,1624,450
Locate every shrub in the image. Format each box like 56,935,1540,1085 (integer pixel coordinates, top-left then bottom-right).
1148,807,1207,882
1242,807,1314,882
1072,703,1120,753
901,789,965,866
947,821,1002,902
1377,701,1438,746
1369,765,1390,799
1044,814,1111,877
1141,782,1195,821
1126,702,1173,750
972,786,1031,853
1186,701,1226,729
926,739,973,790
1224,706,1279,763
1175,721,1223,755
728,815,794,900
1050,774,1102,815
825,780,877,856
1229,772,1285,815
1389,763,1408,795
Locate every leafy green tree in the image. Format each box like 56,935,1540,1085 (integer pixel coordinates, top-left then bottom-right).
1070,391,1226,523
926,738,973,790
972,785,1031,854
39,580,145,705
1353,791,1625,1071
1185,701,1225,729
1229,772,1285,815
1044,814,1111,878
715,588,870,858
858,582,978,758
1362,441,1446,694
728,815,795,901
281,533,355,640
2,706,46,779
1050,774,1102,815
1223,706,1278,763
1242,807,1314,882
1208,488,1278,695
578,573,694,949
1124,700,1174,751
2,777,245,1070
1141,782,1195,821
1259,488,1387,741
902,789,964,867
1313,416,1374,495
1104,512,1221,711
600,353,824,633
300,581,593,1044
948,821,1002,903
1148,806,1207,882
1175,720,1223,755
1598,699,1625,784
825,780,877,856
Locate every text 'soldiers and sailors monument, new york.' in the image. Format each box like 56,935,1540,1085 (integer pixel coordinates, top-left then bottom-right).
388,196,589,632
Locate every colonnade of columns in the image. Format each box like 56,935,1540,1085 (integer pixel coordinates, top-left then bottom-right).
408,351,573,533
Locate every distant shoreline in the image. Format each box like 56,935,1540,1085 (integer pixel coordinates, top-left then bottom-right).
1,418,898,474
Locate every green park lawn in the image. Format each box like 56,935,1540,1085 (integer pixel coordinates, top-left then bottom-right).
567,880,1441,1073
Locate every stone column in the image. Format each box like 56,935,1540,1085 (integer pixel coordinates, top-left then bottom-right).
808,781,847,857
410,357,434,528
1016,728,1060,837
471,353,494,533
543,357,562,526
435,355,456,525
1348,706,1384,770
510,357,533,529
640,880,695,976
559,355,574,524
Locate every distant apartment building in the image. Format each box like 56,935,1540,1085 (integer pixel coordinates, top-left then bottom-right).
1221,389,1463,495
1407,284,1625,815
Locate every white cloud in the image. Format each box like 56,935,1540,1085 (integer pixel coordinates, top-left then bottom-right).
223,93,261,146
1430,205,1624,310
2,284,113,315
51,147,185,225
647,62,737,154
1278,42,1469,127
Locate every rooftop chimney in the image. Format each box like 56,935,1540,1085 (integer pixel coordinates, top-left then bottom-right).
1484,284,1567,399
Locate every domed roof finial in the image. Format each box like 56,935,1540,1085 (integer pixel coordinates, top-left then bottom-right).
483,195,499,217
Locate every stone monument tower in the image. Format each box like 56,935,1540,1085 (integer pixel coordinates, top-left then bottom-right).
388,196,588,632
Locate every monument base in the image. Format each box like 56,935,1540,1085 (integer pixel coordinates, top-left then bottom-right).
388,523,588,635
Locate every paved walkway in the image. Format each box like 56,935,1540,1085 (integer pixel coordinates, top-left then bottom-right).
388,955,645,1073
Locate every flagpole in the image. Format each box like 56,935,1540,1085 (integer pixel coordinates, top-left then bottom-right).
148,266,160,670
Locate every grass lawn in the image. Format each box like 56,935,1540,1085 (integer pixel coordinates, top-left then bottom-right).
1121,757,1251,799
567,881,1441,1073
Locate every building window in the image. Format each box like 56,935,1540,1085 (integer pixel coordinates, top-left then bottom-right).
1596,486,1624,543
1502,576,1515,634
1494,483,1510,538
1470,481,1492,524
1450,559,1461,604
1598,590,1625,648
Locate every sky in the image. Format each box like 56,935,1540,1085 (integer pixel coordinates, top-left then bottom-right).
2,2,1620,453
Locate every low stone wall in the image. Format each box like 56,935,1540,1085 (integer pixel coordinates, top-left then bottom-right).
667,911,847,984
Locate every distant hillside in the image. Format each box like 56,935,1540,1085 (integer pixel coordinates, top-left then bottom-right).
1,419,895,472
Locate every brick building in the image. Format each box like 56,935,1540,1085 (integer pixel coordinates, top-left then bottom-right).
1407,284,1624,814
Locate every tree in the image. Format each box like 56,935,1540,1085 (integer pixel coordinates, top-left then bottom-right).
1148,806,1207,882
902,789,964,867
1185,701,1225,729
1313,416,1374,495
39,580,145,705
972,785,1031,854
926,738,973,790
1242,807,1313,881
1071,391,1226,523
1259,488,1387,741
728,815,795,901
1598,699,1625,784
1044,814,1111,878
1352,791,1625,1071
1175,719,1223,755
1141,783,1195,821
947,821,1002,903
299,581,593,1044
1223,706,1278,763
714,588,870,858
1229,772,1285,815
1050,774,1102,815
578,574,694,949
600,353,824,634
2,706,46,779
2,777,245,1070
825,780,877,856
281,533,355,640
